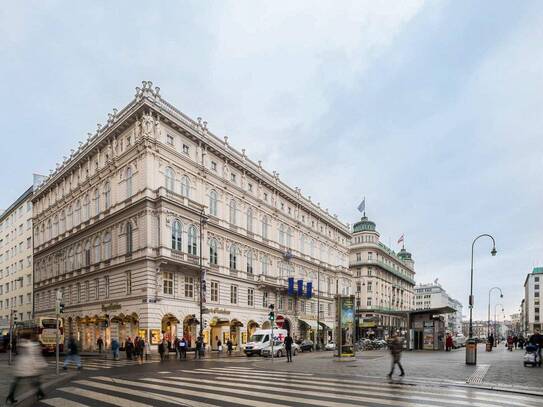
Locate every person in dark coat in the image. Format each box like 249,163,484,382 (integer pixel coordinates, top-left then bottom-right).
284,334,294,362
387,333,405,378
63,336,82,370
125,337,134,360
96,336,104,353
226,339,233,356
158,339,166,361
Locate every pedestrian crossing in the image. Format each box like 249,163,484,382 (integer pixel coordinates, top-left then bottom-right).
37,366,543,407
45,356,161,371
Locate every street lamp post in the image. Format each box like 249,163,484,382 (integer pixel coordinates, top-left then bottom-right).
466,234,497,365
487,287,503,338
494,303,504,344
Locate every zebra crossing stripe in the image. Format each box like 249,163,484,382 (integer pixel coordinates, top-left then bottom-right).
181,372,512,407
143,377,418,407
41,397,90,407
57,386,152,407
73,379,218,407
92,376,287,407
196,367,540,407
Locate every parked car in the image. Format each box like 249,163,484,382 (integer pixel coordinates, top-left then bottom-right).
324,341,336,351
299,339,314,352
261,341,300,357
453,334,466,349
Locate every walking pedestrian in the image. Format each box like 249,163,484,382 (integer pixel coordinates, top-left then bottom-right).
97,336,104,353
445,333,453,351
158,339,166,361
216,337,222,354
285,333,294,362
6,340,47,405
137,337,145,362
134,337,141,359
144,338,151,360
125,337,134,360
528,329,543,366
513,335,518,349
518,335,525,350
195,336,203,359
63,336,82,371
227,339,233,356
488,334,495,349
387,332,405,378
174,337,180,359
179,337,187,359
111,338,120,360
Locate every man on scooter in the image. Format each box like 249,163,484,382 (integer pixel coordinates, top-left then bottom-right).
528,329,543,366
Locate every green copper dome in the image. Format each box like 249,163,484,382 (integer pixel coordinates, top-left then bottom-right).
397,248,412,261
353,216,376,233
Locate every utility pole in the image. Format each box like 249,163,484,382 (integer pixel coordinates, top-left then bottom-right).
55,290,63,376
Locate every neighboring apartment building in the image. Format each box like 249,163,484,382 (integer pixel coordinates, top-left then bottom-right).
32,82,351,351
0,183,39,329
510,313,521,335
350,215,416,339
523,267,542,335
462,320,487,338
414,281,463,334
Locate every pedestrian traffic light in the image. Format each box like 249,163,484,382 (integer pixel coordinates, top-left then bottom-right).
268,311,275,321
59,303,65,313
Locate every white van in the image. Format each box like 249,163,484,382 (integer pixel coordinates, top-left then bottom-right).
244,329,288,356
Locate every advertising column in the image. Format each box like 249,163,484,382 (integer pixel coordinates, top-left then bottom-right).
337,295,356,357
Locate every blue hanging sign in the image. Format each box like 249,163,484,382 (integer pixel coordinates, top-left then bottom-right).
306,282,312,299
288,277,295,296
297,279,304,296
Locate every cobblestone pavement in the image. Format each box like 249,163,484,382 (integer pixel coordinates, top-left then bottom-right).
260,343,543,391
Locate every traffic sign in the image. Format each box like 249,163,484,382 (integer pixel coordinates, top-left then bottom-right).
276,314,285,328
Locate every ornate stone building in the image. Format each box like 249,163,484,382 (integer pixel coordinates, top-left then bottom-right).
32,82,351,351
349,215,416,339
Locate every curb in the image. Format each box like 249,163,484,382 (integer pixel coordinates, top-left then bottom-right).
11,372,77,407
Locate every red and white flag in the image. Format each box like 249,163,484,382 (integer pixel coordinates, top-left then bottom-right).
397,234,404,245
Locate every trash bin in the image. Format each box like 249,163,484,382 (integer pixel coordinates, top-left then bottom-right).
485,342,492,352
465,339,477,365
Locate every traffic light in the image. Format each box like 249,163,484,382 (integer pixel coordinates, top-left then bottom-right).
59,303,65,313
204,319,208,329
268,304,275,321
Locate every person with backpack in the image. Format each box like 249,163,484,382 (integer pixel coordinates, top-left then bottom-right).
179,337,187,359
63,336,82,371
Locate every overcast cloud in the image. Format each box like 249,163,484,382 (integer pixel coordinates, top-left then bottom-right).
1,0,542,320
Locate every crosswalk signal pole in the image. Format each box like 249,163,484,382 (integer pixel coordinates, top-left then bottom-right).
268,304,275,362
55,290,63,376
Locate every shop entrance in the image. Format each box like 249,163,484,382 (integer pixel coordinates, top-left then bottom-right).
209,317,229,350
230,319,243,348
161,314,180,348
183,315,199,348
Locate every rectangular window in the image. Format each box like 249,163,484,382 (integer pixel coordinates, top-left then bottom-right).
368,252,373,260
262,291,268,308
278,295,283,310
367,282,372,292
248,288,254,306
288,298,293,311
163,272,173,295
182,144,189,154
184,276,194,298
367,297,372,306
166,134,174,145
327,303,331,316
105,276,109,299
77,283,81,303
210,280,219,302
27,237,31,249
211,161,217,171
126,271,132,295
230,173,236,183
356,252,361,262
94,278,99,299
230,285,238,304
248,183,253,192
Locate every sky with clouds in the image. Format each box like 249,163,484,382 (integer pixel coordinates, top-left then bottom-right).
1,0,542,321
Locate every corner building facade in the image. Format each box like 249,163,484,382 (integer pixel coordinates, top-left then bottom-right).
32,82,350,351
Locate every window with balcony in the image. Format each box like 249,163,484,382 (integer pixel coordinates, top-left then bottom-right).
165,167,174,192
172,220,182,251
209,238,218,265
246,208,253,233
180,176,190,198
229,245,237,270
247,252,253,274
187,225,197,255
126,222,133,254
209,190,218,216
229,200,237,225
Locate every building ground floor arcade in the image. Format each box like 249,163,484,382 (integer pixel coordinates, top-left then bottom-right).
55,298,336,352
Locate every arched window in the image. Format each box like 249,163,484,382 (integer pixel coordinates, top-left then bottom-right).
229,245,237,270
126,222,133,254
94,189,100,215
261,255,268,275
68,248,74,271
74,200,81,225
261,216,268,239
94,237,101,263
246,208,253,233
187,225,197,255
209,238,218,265
180,176,190,198
53,215,58,237
165,167,174,191
209,190,218,216
279,224,285,246
229,199,236,225
247,251,253,274
287,227,293,248
126,167,133,198
59,210,65,234
83,194,90,221
104,182,111,209
84,241,91,266
171,220,182,251
104,232,112,259
46,219,52,240
75,244,82,269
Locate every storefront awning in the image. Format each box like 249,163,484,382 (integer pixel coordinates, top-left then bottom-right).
299,319,318,330
318,321,333,331
210,317,230,327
